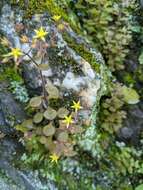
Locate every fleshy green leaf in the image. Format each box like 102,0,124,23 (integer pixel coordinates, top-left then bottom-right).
46,85,59,99
43,123,55,136
39,136,47,144
57,107,69,118
22,119,33,129
57,131,68,142
29,96,42,108
135,184,143,190
44,107,57,120
121,86,140,104
33,112,43,124
15,124,28,133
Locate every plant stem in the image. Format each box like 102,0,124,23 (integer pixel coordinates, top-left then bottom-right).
24,52,48,104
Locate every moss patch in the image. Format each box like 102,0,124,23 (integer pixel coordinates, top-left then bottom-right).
0,66,23,82
62,32,100,73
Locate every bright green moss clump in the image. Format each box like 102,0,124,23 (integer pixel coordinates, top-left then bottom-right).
0,66,22,82
10,0,71,27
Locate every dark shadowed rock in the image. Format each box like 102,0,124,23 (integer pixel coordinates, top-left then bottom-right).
21,63,42,96
0,82,26,135
120,127,134,140
140,0,143,8
118,103,143,144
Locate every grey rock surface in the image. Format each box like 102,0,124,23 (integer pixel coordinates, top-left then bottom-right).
0,82,26,135
21,63,42,95
118,103,143,144
0,137,57,190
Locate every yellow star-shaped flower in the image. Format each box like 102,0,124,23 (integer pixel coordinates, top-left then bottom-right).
4,48,23,61
49,153,59,164
63,115,74,128
34,27,48,41
52,15,61,22
71,101,82,112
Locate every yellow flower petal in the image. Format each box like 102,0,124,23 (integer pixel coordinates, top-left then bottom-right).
71,101,82,112
3,48,23,62
49,153,59,164
33,27,48,41
52,15,61,22
63,115,74,128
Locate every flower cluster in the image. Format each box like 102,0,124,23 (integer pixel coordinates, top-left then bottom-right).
1,23,84,164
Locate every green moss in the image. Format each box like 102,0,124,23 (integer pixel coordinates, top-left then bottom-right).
62,32,100,73
10,0,78,32
0,66,23,82
11,0,47,16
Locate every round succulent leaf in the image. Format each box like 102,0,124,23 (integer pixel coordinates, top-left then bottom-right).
59,120,67,130
39,136,47,144
57,131,69,142
43,123,56,136
44,137,52,147
57,107,69,118
35,127,43,135
135,184,143,190
44,138,56,151
15,124,28,133
33,112,43,124
22,119,33,129
38,64,49,70
46,85,59,99
121,86,140,104
44,107,57,120
29,96,42,108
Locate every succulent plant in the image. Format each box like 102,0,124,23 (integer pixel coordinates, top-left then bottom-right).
16,81,83,158
98,83,127,134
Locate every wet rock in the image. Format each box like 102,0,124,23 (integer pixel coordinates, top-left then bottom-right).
0,82,26,135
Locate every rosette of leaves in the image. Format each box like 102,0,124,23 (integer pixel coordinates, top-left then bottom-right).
16,83,83,157
99,82,140,135
98,83,127,134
